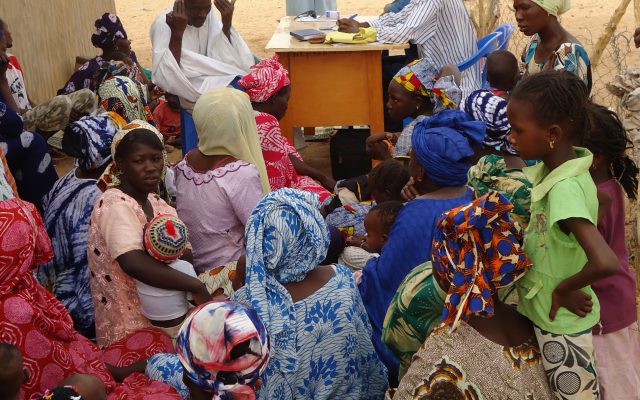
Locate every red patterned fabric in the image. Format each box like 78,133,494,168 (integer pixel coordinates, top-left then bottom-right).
254,112,331,202
0,199,179,400
237,55,290,103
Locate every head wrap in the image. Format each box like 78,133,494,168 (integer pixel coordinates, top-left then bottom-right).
242,188,329,373
431,191,531,330
97,76,154,126
94,60,134,89
38,386,83,400
531,0,571,16
176,301,271,399
193,88,270,194
22,89,96,132
411,109,485,186
393,58,462,113
464,90,517,155
91,13,128,49
144,214,189,262
237,55,290,103
62,114,118,170
0,100,24,137
97,120,167,192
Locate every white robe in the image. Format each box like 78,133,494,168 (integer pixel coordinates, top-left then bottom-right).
150,9,254,108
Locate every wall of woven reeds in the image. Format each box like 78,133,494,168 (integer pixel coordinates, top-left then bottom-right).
0,0,116,103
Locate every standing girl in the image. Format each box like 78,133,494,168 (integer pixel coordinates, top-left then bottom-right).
583,105,640,399
507,70,619,399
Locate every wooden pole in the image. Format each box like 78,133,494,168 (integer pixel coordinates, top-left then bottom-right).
635,0,640,25
478,0,486,36
591,0,632,69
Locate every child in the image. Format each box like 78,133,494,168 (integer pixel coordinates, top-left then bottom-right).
0,343,27,400
39,374,107,400
485,50,519,99
324,159,409,237
508,70,619,399
583,105,640,398
340,201,403,271
153,93,182,146
136,214,198,342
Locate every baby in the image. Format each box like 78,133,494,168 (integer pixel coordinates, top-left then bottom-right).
39,374,107,400
339,201,404,271
136,214,197,342
485,50,519,99
0,343,27,400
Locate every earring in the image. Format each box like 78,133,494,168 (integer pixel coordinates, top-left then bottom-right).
549,140,555,149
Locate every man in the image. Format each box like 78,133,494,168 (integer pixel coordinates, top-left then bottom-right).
0,18,33,114
338,0,481,100
151,0,254,109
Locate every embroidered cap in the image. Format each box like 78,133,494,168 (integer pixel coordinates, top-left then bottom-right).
143,214,189,262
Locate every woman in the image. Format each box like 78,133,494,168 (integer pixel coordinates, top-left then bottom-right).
0,100,58,212
88,120,211,348
389,192,553,399
0,197,181,398
232,188,388,399
36,115,119,340
58,13,148,95
358,109,481,381
174,88,268,273
237,55,334,202
367,57,462,161
97,74,155,127
515,0,592,91
146,301,271,399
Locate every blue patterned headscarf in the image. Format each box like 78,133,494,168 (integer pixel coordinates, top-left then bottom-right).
0,101,24,138
176,301,271,399
91,13,128,49
464,90,517,155
62,115,118,170
411,109,485,186
243,188,330,373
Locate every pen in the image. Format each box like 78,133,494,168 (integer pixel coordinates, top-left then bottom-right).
348,13,358,19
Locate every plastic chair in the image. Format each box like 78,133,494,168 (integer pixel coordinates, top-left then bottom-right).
457,31,502,87
493,23,515,50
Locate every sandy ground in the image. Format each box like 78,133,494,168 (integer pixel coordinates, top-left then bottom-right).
115,0,640,67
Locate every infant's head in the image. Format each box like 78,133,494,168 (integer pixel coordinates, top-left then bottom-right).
144,214,189,262
0,343,26,400
364,201,404,253
39,374,107,400
486,50,519,92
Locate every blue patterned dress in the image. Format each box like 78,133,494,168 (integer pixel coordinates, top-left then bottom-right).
233,264,388,400
36,169,102,339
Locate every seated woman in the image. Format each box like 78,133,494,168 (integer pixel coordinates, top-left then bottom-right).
174,88,269,276
97,72,155,127
146,301,271,399
58,13,148,95
36,115,119,340
358,109,482,381
516,0,591,91
389,192,553,398
0,198,181,398
232,188,388,399
0,99,58,212
238,55,334,202
367,57,462,162
88,120,211,348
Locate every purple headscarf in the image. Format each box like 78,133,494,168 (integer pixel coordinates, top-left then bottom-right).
91,13,127,49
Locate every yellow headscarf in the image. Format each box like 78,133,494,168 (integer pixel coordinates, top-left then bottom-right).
193,88,271,194
532,0,571,16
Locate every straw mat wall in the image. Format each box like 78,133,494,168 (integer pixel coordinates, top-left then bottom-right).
0,0,116,103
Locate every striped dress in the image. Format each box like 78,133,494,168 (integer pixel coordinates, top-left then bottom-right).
369,0,481,99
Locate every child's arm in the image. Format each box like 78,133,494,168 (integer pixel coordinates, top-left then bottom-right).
117,250,212,304
549,217,619,320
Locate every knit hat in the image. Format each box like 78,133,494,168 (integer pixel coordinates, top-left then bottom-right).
143,214,189,262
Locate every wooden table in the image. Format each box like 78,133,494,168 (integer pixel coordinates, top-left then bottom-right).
266,17,408,142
